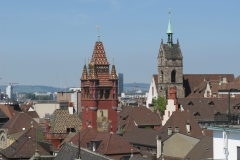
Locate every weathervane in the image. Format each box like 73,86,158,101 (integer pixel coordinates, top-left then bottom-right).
168,8,171,19
96,26,100,41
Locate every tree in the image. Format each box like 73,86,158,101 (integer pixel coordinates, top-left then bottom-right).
152,96,167,113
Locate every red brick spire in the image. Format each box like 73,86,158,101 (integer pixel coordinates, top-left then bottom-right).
109,64,118,80
80,64,88,80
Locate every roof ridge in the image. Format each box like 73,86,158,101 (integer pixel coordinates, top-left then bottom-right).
80,127,90,142
8,112,21,134
125,107,134,131
9,136,29,158
104,133,112,154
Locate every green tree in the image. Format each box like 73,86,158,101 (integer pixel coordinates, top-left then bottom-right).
152,96,167,113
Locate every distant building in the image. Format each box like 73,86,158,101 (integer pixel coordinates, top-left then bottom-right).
6,85,13,100
118,73,124,95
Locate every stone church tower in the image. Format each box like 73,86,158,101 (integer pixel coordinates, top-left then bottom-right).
157,13,184,98
80,36,118,132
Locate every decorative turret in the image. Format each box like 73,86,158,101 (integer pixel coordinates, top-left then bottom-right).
88,62,98,80
167,9,173,47
80,64,88,80
109,58,118,80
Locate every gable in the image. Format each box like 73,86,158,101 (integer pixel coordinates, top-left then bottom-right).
163,133,199,158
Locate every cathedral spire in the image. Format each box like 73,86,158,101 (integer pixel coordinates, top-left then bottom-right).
167,9,173,47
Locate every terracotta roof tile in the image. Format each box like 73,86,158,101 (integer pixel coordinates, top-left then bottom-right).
2,112,39,135
118,106,161,132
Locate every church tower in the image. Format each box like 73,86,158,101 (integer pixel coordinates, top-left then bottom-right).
80,34,118,132
157,12,184,98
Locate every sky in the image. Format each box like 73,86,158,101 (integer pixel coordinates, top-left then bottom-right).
0,0,240,88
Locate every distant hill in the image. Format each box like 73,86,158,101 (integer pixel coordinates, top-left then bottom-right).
0,83,150,93
0,85,66,93
124,83,149,92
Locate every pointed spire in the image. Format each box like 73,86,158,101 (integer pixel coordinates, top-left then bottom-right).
167,8,173,47
116,122,123,136
109,58,118,80
80,62,88,80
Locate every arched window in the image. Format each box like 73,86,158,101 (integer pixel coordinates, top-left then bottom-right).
161,70,164,82
171,70,176,82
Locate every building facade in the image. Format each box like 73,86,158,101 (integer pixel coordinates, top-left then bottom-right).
80,38,118,132
157,14,184,98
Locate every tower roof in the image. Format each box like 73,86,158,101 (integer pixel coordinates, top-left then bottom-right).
91,41,109,66
167,18,173,34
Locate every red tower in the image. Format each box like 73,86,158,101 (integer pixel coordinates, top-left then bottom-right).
80,40,118,132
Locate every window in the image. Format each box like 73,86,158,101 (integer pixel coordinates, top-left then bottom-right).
152,87,154,96
161,70,164,82
168,111,170,117
86,142,90,148
171,70,176,82
237,146,240,160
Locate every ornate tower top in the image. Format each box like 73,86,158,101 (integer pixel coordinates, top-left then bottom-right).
109,58,118,80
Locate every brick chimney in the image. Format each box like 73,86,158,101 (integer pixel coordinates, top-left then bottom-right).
168,86,178,110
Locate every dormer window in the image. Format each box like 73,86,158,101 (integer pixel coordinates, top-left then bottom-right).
188,101,194,105
208,101,214,106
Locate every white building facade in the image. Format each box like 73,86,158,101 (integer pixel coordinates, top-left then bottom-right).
208,126,240,160
146,75,158,108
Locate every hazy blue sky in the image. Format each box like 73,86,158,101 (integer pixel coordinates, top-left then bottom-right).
0,0,240,88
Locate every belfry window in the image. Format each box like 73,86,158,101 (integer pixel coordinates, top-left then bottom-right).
171,70,176,82
161,70,164,82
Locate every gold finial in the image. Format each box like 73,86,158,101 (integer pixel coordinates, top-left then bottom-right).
84,58,86,65
96,26,100,41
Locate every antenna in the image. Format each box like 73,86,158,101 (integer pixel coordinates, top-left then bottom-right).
96,26,100,41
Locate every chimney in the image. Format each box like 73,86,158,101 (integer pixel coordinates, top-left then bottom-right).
167,126,172,136
156,135,162,159
186,120,191,133
68,102,74,114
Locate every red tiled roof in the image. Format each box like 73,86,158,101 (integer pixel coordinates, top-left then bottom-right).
69,127,139,158
118,106,161,132
178,98,240,121
183,74,235,97
2,112,39,135
0,127,50,159
159,110,203,141
0,104,17,119
91,41,109,65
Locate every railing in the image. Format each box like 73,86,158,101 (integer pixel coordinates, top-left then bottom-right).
214,114,240,125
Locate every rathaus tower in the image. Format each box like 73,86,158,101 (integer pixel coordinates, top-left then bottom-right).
157,13,184,98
